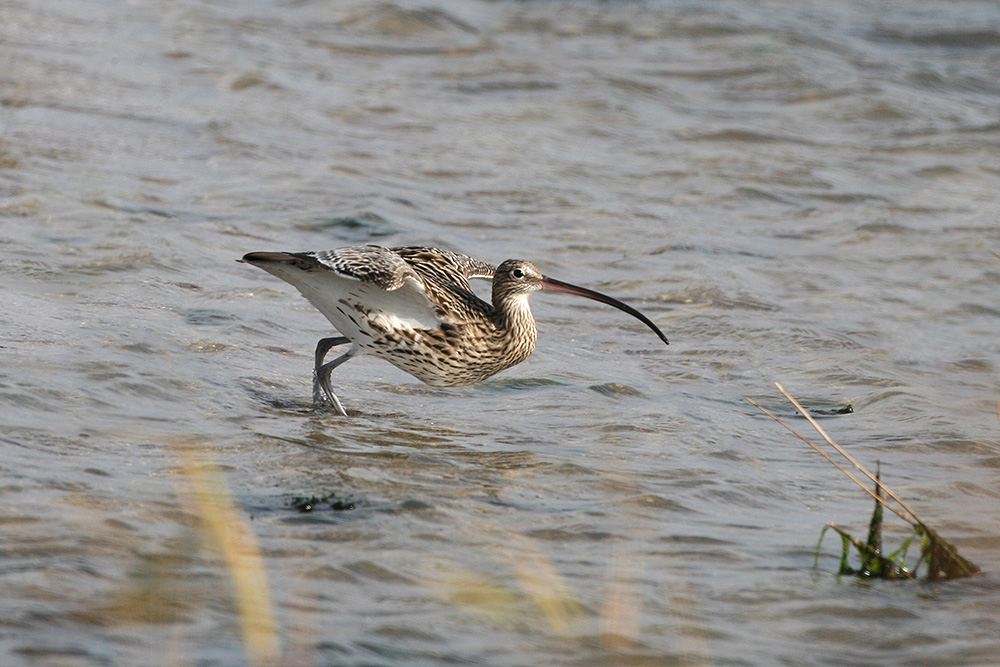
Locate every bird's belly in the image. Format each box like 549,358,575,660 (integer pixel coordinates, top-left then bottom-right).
368,333,532,388
373,348,508,387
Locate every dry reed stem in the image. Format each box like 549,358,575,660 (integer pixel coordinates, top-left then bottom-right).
599,547,642,648
745,396,912,525
772,382,926,526
745,389,912,527
505,534,587,637
432,530,649,646
180,450,280,666
431,564,523,629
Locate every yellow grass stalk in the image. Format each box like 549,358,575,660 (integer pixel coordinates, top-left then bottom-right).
180,451,280,666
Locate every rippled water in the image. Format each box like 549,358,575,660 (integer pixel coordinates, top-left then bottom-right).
3,0,1000,665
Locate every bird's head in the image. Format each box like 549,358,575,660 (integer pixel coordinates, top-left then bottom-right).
492,259,669,345
494,259,545,299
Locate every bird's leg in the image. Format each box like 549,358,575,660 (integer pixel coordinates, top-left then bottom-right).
315,336,350,370
315,351,355,416
313,336,350,412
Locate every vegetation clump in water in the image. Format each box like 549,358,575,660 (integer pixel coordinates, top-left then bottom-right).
749,382,979,582
817,466,915,579
291,493,356,512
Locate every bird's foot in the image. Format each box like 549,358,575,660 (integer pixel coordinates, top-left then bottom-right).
313,367,347,417
312,337,352,416
312,372,348,416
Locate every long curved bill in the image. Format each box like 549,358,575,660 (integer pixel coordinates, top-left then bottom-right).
541,276,669,345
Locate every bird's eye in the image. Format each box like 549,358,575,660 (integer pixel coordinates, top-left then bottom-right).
512,268,525,279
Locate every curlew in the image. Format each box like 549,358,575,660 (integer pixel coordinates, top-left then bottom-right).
240,245,668,415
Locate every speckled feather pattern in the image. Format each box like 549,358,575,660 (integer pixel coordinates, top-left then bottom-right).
242,244,669,406
293,246,424,290
242,245,540,387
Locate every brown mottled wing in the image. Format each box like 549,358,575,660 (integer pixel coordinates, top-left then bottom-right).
391,247,496,323
308,245,426,290
242,246,421,289
391,247,495,291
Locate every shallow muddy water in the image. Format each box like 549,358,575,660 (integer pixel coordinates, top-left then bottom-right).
2,0,1000,665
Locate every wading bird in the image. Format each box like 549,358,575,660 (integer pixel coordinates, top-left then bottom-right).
240,245,668,415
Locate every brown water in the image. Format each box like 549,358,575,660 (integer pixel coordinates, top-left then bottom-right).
3,0,1000,665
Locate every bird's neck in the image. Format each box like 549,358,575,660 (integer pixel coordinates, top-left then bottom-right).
491,292,539,355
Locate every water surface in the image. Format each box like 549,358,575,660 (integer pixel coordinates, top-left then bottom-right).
2,0,1000,665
